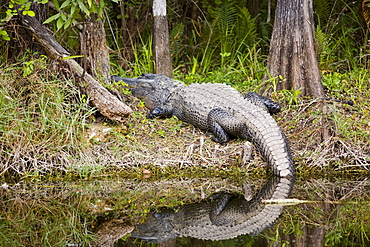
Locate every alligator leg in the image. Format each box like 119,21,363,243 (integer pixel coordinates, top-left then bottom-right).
209,193,233,226
245,92,281,114
207,109,246,144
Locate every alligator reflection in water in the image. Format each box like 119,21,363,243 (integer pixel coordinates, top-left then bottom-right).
131,175,294,243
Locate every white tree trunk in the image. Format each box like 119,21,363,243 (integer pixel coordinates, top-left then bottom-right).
152,0,173,78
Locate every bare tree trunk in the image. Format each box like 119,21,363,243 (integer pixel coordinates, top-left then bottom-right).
248,0,261,19
152,0,173,78
80,14,111,82
266,0,325,97
120,1,129,46
119,1,134,69
19,13,132,122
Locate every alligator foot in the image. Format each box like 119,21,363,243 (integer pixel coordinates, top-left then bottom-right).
245,92,281,114
147,107,172,119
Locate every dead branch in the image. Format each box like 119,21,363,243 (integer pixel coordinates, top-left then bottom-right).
19,13,132,122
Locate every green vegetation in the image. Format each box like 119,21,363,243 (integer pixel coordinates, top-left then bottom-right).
270,178,370,247
0,185,94,246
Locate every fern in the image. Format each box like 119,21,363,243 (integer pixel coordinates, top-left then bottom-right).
236,7,257,51
216,1,237,38
315,26,330,68
313,0,331,27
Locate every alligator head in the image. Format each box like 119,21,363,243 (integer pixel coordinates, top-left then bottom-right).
112,73,182,110
130,208,178,243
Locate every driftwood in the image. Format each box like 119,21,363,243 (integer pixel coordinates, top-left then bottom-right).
19,13,132,122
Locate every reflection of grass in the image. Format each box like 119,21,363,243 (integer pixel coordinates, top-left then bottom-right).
0,187,95,246
325,201,370,246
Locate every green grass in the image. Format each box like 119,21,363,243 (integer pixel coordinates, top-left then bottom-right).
0,187,95,247
0,58,95,176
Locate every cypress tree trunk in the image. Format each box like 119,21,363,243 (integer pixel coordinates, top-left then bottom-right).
266,0,325,97
152,0,173,78
80,14,110,82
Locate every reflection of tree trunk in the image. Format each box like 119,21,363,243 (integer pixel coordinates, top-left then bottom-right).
152,0,173,78
266,0,325,97
298,226,325,247
19,13,132,122
80,14,110,82
273,226,325,247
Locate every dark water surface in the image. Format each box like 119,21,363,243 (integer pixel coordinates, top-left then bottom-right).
1,175,369,247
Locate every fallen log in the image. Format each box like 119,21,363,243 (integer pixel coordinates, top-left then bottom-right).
19,13,132,122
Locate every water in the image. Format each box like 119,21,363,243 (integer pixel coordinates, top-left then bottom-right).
0,175,369,246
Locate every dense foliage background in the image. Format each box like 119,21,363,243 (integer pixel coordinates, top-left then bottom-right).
1,0,369,76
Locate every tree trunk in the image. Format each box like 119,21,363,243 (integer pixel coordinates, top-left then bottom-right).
152,0,173,78
19,13,132,122
248,0,261,19
266,0,325,97
6,2,49,60
80,14,111,82
119,1,134,69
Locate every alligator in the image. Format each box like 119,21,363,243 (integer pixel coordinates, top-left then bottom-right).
131,175,294,242
112,73,294,177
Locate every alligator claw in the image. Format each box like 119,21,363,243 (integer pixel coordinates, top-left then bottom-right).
245,92,281,114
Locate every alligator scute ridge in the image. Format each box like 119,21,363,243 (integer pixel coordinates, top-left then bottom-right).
112,73,294,178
